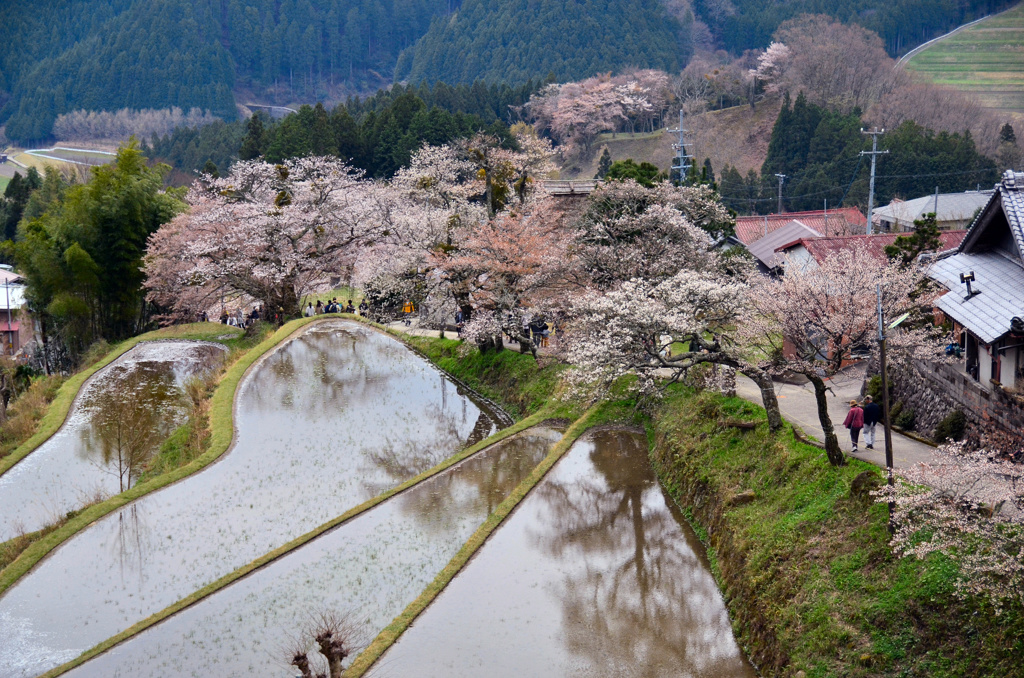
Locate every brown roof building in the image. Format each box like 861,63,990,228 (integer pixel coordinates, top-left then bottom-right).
733,207,866,245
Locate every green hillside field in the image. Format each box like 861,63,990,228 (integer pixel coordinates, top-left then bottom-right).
904,3,1024,118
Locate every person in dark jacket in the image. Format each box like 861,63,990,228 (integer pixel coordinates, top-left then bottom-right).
862,395,881,450
843,400,865,452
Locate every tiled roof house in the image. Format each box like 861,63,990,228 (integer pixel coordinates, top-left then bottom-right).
873,191,992,232
733,208,866,245
776,231,967,273
927,171,1024,389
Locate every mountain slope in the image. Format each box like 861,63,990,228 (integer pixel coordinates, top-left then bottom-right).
396,0,690,85
0,0,451,142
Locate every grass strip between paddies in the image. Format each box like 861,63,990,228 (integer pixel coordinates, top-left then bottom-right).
0,317,337,596
0,323,242,479
40,406,557,678
344,403,607,678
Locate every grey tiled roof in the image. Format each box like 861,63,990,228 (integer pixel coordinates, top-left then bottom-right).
930,251,1024,344
746,219,821,268
997,171,1024,258
873,191,991,226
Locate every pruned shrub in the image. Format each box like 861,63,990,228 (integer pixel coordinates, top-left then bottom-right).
894,407,916,431
934,410,967,443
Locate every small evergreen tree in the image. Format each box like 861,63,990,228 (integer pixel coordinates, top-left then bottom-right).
885,213,943,266
594,147,613,179
1000,123,1017,145
239,114,268,161
605,159,663,188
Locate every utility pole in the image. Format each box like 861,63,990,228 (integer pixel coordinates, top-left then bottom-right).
3,278,9,356
861,127,888,234
877,284,898,534
669,109,693,184
775,173,786,213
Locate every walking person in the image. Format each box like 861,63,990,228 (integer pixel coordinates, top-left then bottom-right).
862,395,881,450
402,300,415,326
843,400,865,453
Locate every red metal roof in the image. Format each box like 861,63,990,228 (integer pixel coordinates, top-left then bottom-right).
734,208,867,245
776,231,968,264
0,321,20,333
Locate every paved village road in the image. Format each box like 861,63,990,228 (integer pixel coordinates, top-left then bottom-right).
736,363,939,471
389,322,938,473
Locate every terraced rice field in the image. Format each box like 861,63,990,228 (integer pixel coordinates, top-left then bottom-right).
904,3,1024,118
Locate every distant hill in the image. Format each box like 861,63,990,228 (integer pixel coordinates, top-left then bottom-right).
1,0,1017,143
903,2,1024,120
702,0,1018,56
0,0,451,142
395,0,690,85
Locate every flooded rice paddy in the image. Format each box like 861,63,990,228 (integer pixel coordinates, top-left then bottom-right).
63,427,562,678
380,429,756,678
0,321,503,677
0,341,227,542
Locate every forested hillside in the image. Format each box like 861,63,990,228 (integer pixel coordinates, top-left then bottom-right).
144,86,517,181
0,0,453,142
2,0,1018,144
395,0,689,85
701,0,1017,55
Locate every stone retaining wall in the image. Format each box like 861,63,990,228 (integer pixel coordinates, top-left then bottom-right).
883,359,1024,440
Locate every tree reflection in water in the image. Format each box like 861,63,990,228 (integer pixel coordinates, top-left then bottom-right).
380,429,754,678
81,365,183,490
533,430,753,677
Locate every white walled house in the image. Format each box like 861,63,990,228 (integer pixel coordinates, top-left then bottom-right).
928,171,1024,390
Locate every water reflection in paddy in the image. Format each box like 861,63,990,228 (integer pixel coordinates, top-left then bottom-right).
381,429,757,678
0,321,502,678
0,341,227,542
65,427,561,678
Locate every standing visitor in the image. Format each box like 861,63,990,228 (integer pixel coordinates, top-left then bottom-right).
862,395,881,450
359,300,368,316
402,300,415,326
843,400,865,452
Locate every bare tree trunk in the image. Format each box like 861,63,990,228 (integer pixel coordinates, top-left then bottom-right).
739,366,783,433
805,371,844,465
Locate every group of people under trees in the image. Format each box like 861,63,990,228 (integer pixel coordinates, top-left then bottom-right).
303,298,366,317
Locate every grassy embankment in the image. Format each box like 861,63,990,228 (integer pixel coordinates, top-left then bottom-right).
650,388,1024,677
41,320,578,678
904,3,1024,120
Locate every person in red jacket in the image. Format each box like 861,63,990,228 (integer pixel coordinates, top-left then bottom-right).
843,400,865,452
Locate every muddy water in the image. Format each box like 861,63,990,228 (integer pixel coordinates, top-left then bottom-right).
0,321,503,678
380,429,757,678
0,341,227,542
64,427,560,678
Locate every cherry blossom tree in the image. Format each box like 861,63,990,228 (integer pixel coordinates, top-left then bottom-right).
742,247,939,465
571,179,734,291
876,443,1024,612
750,42,791,95
441,208,569,357
563,270,784,431
145,157,394,320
